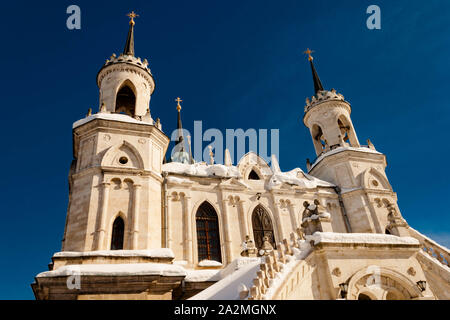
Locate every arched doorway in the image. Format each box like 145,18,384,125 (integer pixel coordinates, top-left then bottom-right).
196,202,222,262
111,216,125,250
252,205,276,250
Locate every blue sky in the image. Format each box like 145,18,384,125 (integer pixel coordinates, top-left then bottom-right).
0,0,449,299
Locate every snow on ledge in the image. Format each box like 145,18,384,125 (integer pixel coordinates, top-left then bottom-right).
73,113,153,129
311,146,382,169
162,162,240,178
306,232,420,246
184,269,222,282
53,249,175,259
198,260,223,267
302,212,331,223
36,263,185,278
166,176,193,185
267,168,334,190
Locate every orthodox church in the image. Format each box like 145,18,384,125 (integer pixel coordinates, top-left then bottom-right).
32,13,449,300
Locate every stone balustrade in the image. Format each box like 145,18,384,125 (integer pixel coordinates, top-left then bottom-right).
245,231,308,300
409,228,450,268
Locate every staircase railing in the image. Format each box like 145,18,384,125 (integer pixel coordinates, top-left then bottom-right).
409,228,450,268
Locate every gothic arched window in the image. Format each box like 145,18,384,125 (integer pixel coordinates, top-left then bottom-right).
248,169,260,180
196,202,222,262
115,81,136,116
111,216,125,250
252,205,276,250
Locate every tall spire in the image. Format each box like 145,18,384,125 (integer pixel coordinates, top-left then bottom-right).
304,48,324,94
123,11,139,56
171,97,191,164
175,97,185,152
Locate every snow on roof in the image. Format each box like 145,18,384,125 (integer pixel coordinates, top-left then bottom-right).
73,113,153,129
36,263,186,278
306,232,420,246
268,168,334,190
162,162,240,178
166,176,194,185
53,249,175,259
188,257,262,300
311,146,382,169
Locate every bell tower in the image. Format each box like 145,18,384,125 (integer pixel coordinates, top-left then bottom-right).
61,13,170,252
97,11,155,118
302,49,409,236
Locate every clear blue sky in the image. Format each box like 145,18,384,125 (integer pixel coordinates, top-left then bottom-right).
0,0,449,299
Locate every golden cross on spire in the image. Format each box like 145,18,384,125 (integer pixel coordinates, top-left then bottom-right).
175,97,183,111
127,11,139,25
304,48,314,61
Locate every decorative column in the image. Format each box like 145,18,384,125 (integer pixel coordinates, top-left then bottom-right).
183,196,193,264
287,202,299,231
166,194,173,249
130,184,141,249
272,198,285,242
221,199,233,264
95,181,110,250
238,200,250,240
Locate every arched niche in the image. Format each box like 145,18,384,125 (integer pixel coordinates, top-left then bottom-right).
361,168,392,191
111,215,125,250
345,266,423,300
336,114,359,147
311,124,326,155
115,80,137,116
251,204,276,251
237,152,272,179
101,141,144,170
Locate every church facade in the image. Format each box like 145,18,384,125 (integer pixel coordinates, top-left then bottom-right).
31,14,450,300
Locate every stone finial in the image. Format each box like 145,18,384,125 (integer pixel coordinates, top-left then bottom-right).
224,148,232,166
86,108,92,117
99,102,107,113
367,139,375,150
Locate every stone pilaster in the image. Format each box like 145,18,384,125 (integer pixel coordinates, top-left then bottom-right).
183,196,193,264
95,181,110,250
130,184,141,249
238,200,250,241
221,199,233,264
287,202,299,231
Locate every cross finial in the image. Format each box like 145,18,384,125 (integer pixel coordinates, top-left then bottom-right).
304,48,314,61
127,11,139,25
175,97,183,111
